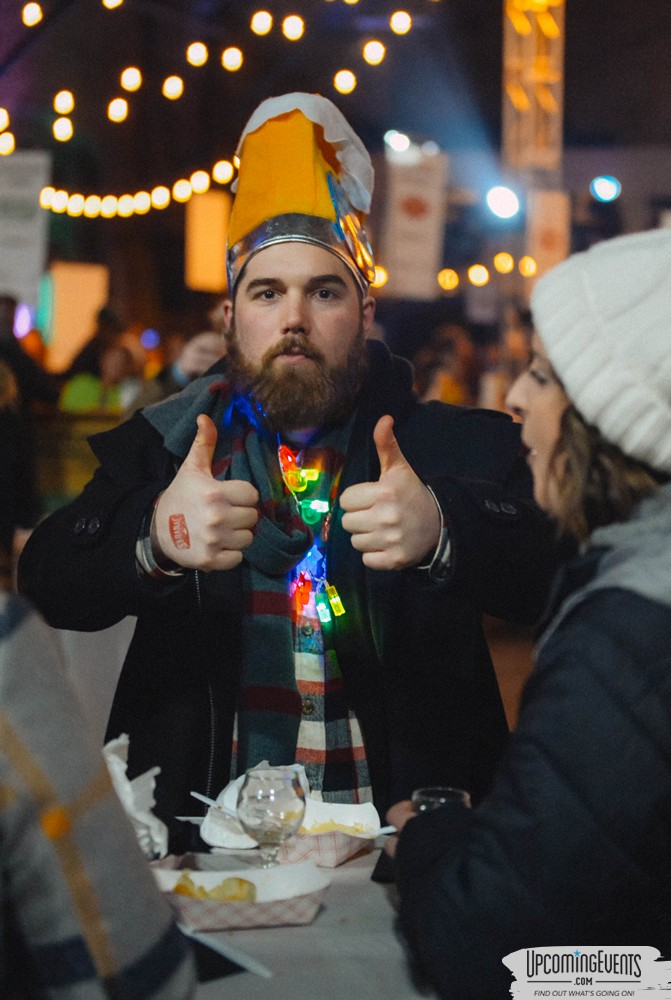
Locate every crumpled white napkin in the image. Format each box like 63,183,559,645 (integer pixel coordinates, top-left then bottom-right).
103,733,168,859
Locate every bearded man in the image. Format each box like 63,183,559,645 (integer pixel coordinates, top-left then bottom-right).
19,95,557,851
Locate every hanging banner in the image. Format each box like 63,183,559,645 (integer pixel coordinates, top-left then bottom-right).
0,150,52,307
378,149,448,300
526,188,571,284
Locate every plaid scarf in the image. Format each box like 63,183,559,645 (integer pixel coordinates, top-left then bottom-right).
212,392,351,775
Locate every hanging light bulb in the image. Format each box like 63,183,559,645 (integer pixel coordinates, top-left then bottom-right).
250,11,273,35
120,67,142,91
282,15,304,40
334,70,356,94
53,117,74,141
22,4,43,27
221,47,243,71
186,42,208,66
53,90,75,114
108,98,129,122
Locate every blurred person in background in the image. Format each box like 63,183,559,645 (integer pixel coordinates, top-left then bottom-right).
0,295,59,577
412,322,479,406
128,328,227,415
478,304,534,413
387,229,671,999
60,343,139,415
64,304,126,380
0,589,195,997
0,294,60,414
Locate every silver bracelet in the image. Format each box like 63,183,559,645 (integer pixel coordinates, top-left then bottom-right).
135,494,185,580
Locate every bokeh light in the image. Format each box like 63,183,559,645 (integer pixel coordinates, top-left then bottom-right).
493,252,515,274
150,186,171,209
371,266,388,288
221,47,244,71
108,98,129,122
486,186,520,219
186,43,209,67
84,195,102,217
53,117,73,141
282,15,304,40
51,190,69,213
518,255,537,277
133,191,151,214
212,160,235,184
141,328,161,350
0,109,9,132
53,90,75,114
0,133,16,155
22,4,43,27
117,194,134,217
172,179,192,202
162,76,184,100
334,70,356,94
468,264,490,286
120,67,142,91
363,40,386,65
590,175,621,202
437,268,459,292
67,194,85,217
251,11,273,35
384,129,411,153
100,195,119,217
190,170,211,194
390,11,412,34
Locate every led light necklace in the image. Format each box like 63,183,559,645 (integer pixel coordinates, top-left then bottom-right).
278,439,346,621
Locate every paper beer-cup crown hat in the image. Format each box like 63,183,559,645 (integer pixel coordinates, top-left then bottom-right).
227,92,376,293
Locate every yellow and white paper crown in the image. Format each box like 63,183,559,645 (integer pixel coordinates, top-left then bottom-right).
227,93,376,293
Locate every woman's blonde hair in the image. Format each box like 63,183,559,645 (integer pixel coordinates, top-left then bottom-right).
551,405,668,542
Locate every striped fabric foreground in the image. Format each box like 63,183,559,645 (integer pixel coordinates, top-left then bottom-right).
0,592,195,999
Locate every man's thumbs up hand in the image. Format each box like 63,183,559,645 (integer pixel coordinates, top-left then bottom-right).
152,414,259,572
339,415,441,571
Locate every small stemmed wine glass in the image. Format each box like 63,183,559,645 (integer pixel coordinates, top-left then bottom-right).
236,766,306,867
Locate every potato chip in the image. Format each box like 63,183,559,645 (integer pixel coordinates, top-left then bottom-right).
170,870,256,902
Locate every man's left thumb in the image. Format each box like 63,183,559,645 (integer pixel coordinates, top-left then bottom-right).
374,415,405,477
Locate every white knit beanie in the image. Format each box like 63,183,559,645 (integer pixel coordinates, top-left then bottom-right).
531,228,671,474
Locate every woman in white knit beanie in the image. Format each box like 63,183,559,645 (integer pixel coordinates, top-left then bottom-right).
387,228,671,1000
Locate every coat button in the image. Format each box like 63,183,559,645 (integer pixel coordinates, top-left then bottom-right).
87,517,101,534
73,517,86,535
484,499,500,512
300,623,314,638
302,699,315,716
500,502,518,515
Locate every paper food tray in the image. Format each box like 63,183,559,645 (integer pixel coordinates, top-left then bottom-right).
152,856,330,931
277,829,375,867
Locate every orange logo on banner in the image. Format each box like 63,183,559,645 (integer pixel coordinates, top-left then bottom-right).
400,196,429,218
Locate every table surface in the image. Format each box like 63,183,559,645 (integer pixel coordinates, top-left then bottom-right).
191,847,432,999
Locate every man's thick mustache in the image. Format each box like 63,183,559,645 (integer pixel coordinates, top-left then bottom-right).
265,337,323,364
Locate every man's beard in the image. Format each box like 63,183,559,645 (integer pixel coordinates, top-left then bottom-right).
225,323,368,435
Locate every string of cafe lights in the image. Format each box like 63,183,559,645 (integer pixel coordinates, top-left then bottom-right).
1,0,433,220
3,2,539,292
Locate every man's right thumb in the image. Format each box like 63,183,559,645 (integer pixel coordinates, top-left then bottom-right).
185,413,217,473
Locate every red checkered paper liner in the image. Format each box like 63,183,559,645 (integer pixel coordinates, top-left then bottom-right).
277,830,375,867
152,860,330,931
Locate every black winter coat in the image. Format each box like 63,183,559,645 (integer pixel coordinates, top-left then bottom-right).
19,342,557,847
394,543,671,999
